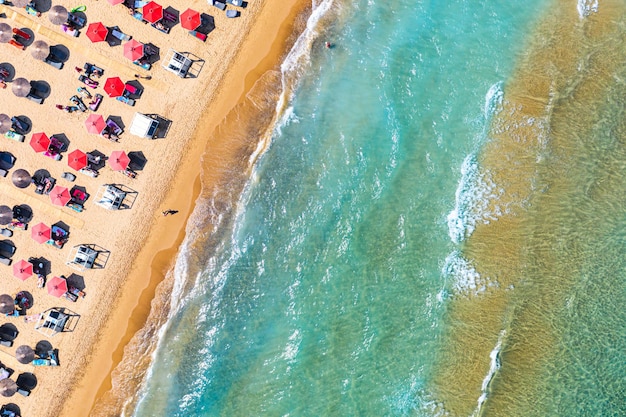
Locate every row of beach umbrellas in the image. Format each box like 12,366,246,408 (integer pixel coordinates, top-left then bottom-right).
1,274,68,298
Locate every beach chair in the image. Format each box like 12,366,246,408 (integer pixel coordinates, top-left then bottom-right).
0,255,11,266
212,1,227,10
67,12,86,28
151,21,170,34
124,83,141,97
0,339,12,347
8,39,25,50
77,87,92,99
226,10,239,18
70,95,87,112
11,116,28,134
44,56,64,69
111,27,131,42
89,94,103,111
61,24,79,37
84,63,104,78
5,130,25,142
133,60,151,70
189,30,207,42
79,167,98,177
26,90,44,104
0,169,6,178
0,229,12,238
78,74,99,88
12,27,31,41
61,172,76,182
17,387,30,397
226,0,243,5
116,95,135,106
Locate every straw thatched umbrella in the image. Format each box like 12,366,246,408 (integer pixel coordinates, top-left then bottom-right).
15,345,35,364
0,23,11,43
12,78,30,98
0,206,12,225
49,5,68,25
0,294,14,314
0,379,17,397
30,40,50,61
0,114,10,134
11,169,31,189
12,0,30,7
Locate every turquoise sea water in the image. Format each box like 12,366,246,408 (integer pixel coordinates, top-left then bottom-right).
129,0,626,416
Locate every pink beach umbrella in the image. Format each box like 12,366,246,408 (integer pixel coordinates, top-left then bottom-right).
47,276,68,298
124,39,144,62
49,185,71,206
12,259,33,281
31,222,51,244
108,150,130,171
85,113,106,135
107,0,125,5
180,8,201,30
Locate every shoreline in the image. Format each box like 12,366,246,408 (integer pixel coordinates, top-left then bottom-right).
59,0,313,416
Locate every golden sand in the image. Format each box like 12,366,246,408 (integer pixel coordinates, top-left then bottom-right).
0,0,310,415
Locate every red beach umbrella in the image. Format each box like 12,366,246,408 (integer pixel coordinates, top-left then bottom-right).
142,1,163,23
124,39,144,62
107,0,125,5
30,132,50,153
108,150,130,171
103,77,125,98
67,149,88,171
86,22,109,43
85,113,106,135
31,222,51,244
12,259,33,281
47,276,68,298
180,8,201,30
49,185,71,206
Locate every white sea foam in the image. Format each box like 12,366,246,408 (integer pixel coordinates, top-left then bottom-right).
577,0,598,18
446,154,504,244
442,251,494,296
472,330,506,417
484,81,504,121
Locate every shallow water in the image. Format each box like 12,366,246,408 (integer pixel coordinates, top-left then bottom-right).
128,0,626,416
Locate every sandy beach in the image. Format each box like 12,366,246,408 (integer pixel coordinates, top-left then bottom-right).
0,0,310,416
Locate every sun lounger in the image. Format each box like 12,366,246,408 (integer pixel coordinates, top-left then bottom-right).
211,1,227,10
132,11,146,22
151,21,170,34
67,12,86,28
111,27,131,42
17,387,30,397
25,4,40,16
88,94,103,111
106,118,123,136
79,167,98,177
70,95,87,112
5,130,25,142
0,255,11,266
0,339,12,347
77,87,92,99
84,63,104,78
12,27,30,41
78,74,99,88
26,91,44,104
61,172,76,182
44,56,64,69
8,39,24,50
133,60,151,70
226,10,239,18
227,0,243,5
124,83,141,97
0,169,6,178
0,240,16,257
61,24,79,37
116,95,135,106
0,229,12,237
163,9,177,23
11,117,28,134
189,30,207,42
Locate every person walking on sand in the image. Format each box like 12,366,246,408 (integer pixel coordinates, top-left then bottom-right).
162,209,179,216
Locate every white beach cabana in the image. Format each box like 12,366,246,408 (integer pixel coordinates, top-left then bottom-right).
162,49,192,78
94,184,127,210
129,113,160,139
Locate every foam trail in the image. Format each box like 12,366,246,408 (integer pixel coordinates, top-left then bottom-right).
472,330,506,417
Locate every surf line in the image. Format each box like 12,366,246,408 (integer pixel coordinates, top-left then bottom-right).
472,329,506,417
